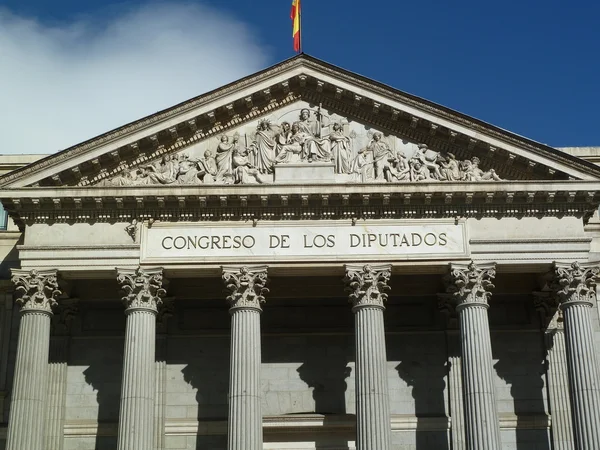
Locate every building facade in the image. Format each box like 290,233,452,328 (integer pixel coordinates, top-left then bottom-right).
0,55,599,450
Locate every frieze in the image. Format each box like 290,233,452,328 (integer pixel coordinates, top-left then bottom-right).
98,104,504,187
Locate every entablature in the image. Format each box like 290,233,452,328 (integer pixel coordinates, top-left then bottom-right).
2,180,598,229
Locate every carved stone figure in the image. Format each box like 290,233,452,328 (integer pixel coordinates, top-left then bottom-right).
385,151,410,182
275,122,304,164
252,120,277,174
297,109,333,162
148,154,178,184
409,160,432,182
369,132,394,181
329,123,352,174
462,157,502,181
176,153,201,185
215,135,237,181
232,146,265,184
439,152,462,181
413,144,443,179
197,150,218,183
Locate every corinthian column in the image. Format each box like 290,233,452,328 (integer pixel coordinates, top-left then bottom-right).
116,267,166,450
550,262,600,450
6,269,62,450
446,262,501,450
344,264,392,450
222,266,268,450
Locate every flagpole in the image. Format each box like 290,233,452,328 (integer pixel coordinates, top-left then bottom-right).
299,0,303,53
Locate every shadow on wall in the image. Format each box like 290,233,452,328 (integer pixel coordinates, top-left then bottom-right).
260,334,355,450
179,338,229,450
82,358,122,450
392,334,450,450
296,342,353,450
493,332,550,450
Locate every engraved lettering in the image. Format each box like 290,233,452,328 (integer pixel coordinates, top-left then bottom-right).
199,236,209,249
411,233,422,246
281,235,291,249
326,235,335,248
242,236,255,249
424,233,437,246
222,235,232,249
162,236,173,249
174,236,186,250
350,234,360,248
439,233,447,246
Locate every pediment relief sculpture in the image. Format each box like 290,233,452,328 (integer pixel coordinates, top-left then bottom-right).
98,104,503,187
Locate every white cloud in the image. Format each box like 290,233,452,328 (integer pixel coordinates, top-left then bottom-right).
0,3,269,155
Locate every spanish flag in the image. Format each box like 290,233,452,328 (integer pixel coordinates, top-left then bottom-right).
291,0,301,52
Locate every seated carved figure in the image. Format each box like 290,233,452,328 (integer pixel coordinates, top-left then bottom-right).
385,151,410,182
275,122,304,164
232,147,265,184
462,157,502,181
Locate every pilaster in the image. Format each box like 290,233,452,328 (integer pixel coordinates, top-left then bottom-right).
534,291,574,450
222,265,268,450
549,262,600,450
344,264,392,450
6,269,61,450
116,267,166,450
446,261,501,450
45,299,78,450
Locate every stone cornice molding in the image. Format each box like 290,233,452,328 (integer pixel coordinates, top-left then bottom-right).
549,261,600,309
446,261,496,310
11,269,62,314
2,181,598,230
222,265,269,312
116,267,167,314
344,264,392,311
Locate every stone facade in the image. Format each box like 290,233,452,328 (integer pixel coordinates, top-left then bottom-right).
0,54,599,449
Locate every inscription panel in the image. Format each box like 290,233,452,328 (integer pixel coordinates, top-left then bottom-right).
140,220,469,264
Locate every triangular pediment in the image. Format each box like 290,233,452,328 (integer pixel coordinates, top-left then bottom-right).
2,54,600,190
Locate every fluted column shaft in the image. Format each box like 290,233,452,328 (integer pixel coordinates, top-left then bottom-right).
116,267,166,450
447,262,501,450
447,332,466,450
6,269,62,450
562,303,600,449
117,309,157,450
154,336,167,450
228,309,262,450
223,265,268,450
551,262,600,450
545,328,574,450
345,264,392,450
6,310,52,450
458,302,501,450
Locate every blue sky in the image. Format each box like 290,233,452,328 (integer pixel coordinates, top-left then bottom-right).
1,0,598,154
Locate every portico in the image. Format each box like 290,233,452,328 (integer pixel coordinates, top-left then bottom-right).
0,55,600,450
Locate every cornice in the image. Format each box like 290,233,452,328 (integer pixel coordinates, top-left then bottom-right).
1,181,598,229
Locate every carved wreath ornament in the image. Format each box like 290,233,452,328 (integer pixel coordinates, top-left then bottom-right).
117,267,166,313
344,264,391,310
446,262,496,307
11,269,62,313
550,262,600,307
222,266,269,311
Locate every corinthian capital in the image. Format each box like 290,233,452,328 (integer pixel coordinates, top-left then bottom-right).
11,269,62,314
549,262,599,308
116,267,167,314
446,261,496,309
344,264,391,311
222,266,269,312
